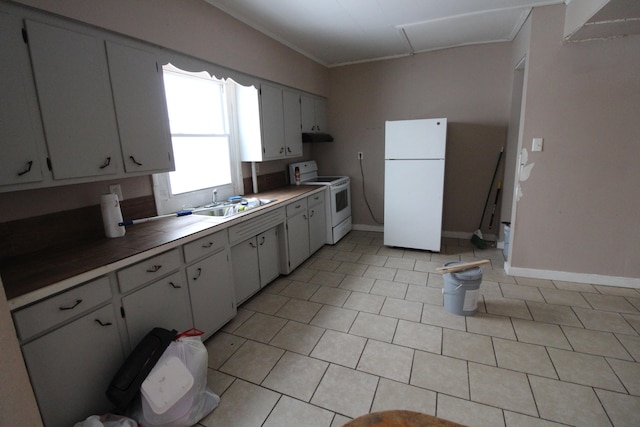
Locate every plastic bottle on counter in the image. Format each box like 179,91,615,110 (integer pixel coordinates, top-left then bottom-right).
295,167,301,185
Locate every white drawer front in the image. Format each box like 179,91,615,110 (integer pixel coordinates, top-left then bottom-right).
13,276,112,341
183,230,228,264
228,207,285,244
117,248,180,293
286,199,308,217
307,191,325,207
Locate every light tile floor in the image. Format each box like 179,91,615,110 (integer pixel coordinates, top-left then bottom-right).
198,231,640,427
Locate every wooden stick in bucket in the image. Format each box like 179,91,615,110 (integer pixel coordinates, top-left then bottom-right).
436,259,491,274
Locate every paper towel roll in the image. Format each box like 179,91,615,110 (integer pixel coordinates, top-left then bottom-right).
100,193,125,238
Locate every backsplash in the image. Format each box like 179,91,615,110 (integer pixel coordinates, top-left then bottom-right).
243,171,287,194
0,195,156,260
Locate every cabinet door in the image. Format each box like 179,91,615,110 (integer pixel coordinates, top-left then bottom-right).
231,238,260,303
287,211,310,271
121,271,192,348
22,304,123,427
106,41,174,174
309,204,327,254
186,249,236,338
283,89,302,157
301,94,328,133
314,97,328,133
0,15,45,187
300,94,316,133
259,83,285,159
25,20,120,179
258,227,280,287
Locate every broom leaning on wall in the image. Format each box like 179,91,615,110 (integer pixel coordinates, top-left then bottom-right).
471,147,503,249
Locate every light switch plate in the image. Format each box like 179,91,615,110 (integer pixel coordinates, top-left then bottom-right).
532,138,544,152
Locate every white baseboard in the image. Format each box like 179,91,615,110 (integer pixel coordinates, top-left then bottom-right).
351,225,499,241
505,262,640,289
352,224,384,232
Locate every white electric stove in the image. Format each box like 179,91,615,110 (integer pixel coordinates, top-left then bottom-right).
288,161,352,244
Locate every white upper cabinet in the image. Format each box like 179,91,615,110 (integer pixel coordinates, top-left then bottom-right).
301,94,328,133
0,14,45,188
25,20,120,180
259,83,286,160
236,82,303,161
283,89,303,157
106,41,175,174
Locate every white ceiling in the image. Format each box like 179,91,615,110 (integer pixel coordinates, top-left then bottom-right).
202,0,568,67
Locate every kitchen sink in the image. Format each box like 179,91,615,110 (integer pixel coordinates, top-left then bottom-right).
193,198,276,218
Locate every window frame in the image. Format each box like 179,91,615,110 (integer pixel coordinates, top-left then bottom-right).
152,65,243,215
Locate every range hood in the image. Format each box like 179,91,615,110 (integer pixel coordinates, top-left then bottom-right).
302,132,334,143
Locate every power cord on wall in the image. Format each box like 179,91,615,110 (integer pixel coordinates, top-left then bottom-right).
359,157,384,225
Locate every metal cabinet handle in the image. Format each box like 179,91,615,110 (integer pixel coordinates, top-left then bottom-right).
287,147,292,153
129,155,143,166
303,214,308,220
249,241,257,248
193,268,202,280
202,242,213,248
169,281,182,289
146,265,162,273
310,209,315,217
59,299,82,311
99,157,111,169
259,236,265,246
18,160,33,176
279,147,285,154
95,319,112,326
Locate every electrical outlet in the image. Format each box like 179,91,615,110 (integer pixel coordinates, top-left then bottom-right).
109,184,123,201
357,152,363,160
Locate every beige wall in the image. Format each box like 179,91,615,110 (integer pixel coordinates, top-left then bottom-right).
509,5,640,280
316,43,513,232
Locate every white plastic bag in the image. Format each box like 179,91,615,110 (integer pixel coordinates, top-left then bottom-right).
136,329,219,427
73,414,138,427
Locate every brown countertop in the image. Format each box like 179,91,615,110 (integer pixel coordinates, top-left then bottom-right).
2,185,321,310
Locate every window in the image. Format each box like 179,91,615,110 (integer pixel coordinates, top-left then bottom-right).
153,64,242,214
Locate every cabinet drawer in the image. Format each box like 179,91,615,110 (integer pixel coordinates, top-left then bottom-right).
286,199,308,217
13,276,112,341
228,207,285,244
117,248,180,293
307,191,325,207
184,229,228,263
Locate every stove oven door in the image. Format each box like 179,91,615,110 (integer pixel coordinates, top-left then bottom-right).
330,180,351,226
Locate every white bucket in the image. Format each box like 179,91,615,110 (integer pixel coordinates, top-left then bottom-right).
442,262,483,316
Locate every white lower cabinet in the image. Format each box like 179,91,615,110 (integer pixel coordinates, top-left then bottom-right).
286,206,310,272
231,226,280,304
186,248,236,339
121,271,192,348
21,304,124,427
257,227,281,287
308,192,327,254
285,191,327,272
13,196,328,426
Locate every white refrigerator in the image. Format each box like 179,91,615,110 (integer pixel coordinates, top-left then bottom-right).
384,118,447,251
